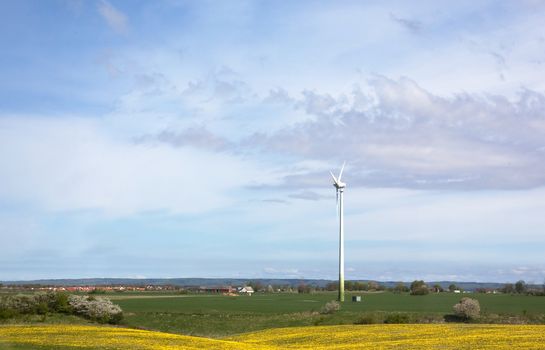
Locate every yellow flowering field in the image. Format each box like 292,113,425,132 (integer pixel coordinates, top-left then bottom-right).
0,325,269,350
230,324,545,349
1,324,545,349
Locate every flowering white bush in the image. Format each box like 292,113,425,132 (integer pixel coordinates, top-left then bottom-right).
320,300,341,314
68,295,123,324
453,297,480,320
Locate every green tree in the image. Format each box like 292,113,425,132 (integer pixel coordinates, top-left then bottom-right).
432,284,444,293
448,284,458,292
393,282,409,293
345,281,354,291
297,283,311,294
368,281,380,291
353,282,367,291
325,282,338,291
515,280,526,294
502,283,514,293
410,280,429,295
247,281,263,292
410,280,425,290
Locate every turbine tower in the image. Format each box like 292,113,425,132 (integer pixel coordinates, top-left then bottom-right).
330,162,346,302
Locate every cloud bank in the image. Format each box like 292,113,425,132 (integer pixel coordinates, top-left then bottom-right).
242,77,545,190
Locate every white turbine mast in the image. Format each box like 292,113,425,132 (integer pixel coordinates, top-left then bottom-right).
330,162,346,302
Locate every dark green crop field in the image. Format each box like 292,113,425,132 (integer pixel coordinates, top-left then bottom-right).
110,292,545,337
115,292,545,314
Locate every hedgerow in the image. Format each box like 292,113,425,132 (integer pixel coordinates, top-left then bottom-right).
0,292,122,324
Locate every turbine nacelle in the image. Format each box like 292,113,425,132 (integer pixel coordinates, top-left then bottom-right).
333,181,346,189
329,162,346,189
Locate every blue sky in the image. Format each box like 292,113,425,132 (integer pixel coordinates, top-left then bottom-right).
1,0,545,283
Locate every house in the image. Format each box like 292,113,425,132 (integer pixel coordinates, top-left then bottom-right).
238,286,254,295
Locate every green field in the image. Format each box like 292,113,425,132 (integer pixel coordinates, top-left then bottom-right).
109,292,545,337
2,291,544,338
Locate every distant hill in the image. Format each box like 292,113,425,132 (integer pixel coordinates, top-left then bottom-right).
1,278,530,291
0,278,330,288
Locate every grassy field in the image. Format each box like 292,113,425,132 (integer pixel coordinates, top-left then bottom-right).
115,291,545,314
108,292,545,337
2,291,544,338
2,324,545,349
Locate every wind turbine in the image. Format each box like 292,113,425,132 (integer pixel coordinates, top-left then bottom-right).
330,162,346,302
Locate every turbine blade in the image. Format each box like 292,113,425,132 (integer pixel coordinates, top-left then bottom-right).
329,171,338,185
338,161,346,182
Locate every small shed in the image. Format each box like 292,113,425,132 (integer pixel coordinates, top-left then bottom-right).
352,295,362,302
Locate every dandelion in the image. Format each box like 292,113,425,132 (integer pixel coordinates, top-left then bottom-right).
2,323,545,349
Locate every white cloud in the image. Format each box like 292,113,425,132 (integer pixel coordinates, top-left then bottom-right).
97,0,128,34
249,77,545,190
135,127,232,152
0,116,261,216
389,13,422,34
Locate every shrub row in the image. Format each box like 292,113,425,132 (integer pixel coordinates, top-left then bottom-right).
0,292,70,319
0,292,123,324
354,312,425,324
354,298,483,324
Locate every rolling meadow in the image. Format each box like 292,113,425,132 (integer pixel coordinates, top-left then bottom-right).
111,292,545,336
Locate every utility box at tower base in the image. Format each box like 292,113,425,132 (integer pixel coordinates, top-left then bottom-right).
352,295,362,302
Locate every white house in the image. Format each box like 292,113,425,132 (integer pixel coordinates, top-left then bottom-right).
238,286,254,295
